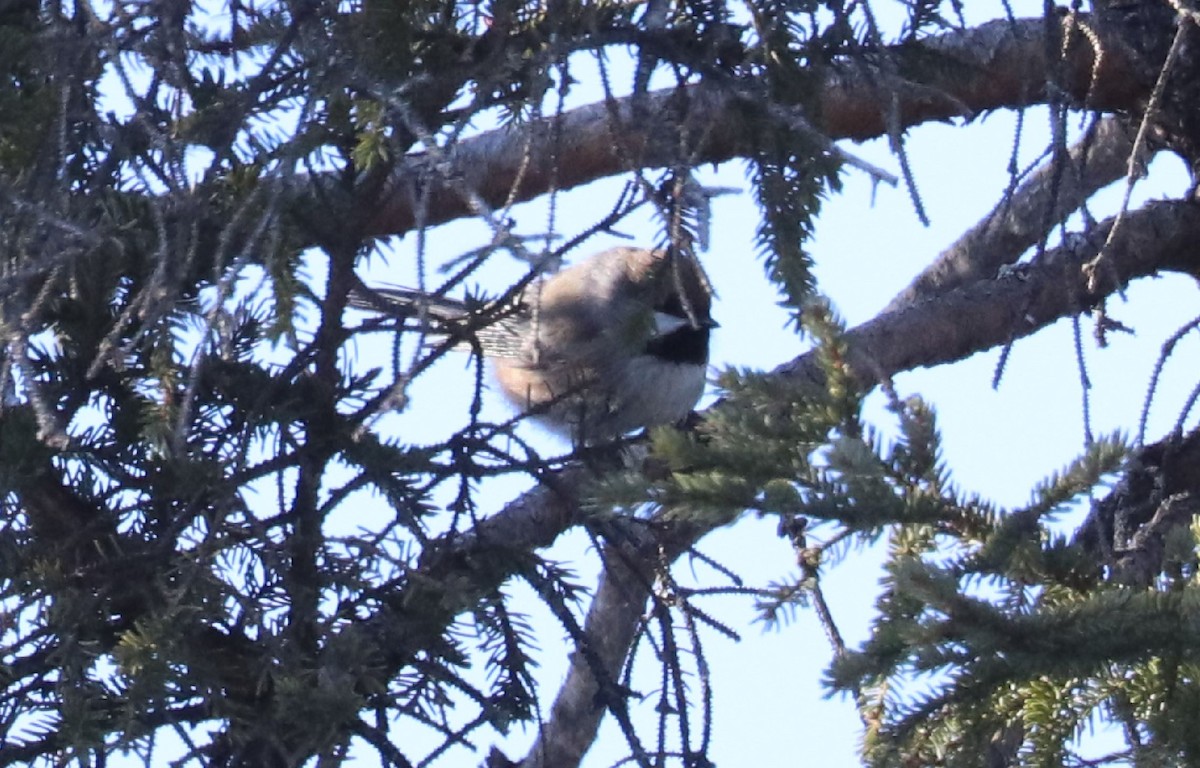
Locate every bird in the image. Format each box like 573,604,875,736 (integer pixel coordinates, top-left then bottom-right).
351,246,715,443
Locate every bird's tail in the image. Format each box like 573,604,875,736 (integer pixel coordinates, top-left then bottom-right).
348,284,472,329
349,285,525,357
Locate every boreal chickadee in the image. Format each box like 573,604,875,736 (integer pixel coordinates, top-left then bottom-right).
351,246,715,443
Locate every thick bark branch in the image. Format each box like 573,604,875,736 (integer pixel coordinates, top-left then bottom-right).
521,518,704,768
883,115,1141,313
788,199,1200,390
334,14,1148,239
360,467,590,673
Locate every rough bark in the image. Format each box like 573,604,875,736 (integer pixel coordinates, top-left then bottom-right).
883,115,1141,314
1077,428,1200,586
788,200,1200,390
299,14,1152,241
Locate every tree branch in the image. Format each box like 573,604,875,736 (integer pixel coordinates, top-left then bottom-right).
788,199,1200,390
883,115,1142,314
323,14,1149,239
521,518,704,768
359,466,591,673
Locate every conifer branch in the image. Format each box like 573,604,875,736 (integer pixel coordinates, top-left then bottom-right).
312,14,1149,241
521,517,705,768
784,200,1200,391
883,115,1141,314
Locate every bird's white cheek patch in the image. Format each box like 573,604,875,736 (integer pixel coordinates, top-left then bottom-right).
653,311,690,336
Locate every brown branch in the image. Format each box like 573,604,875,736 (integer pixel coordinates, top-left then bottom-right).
521,518,704,768
883,115,1141,314
787,199,1200,391
335,14,1149,239
357,466,591,670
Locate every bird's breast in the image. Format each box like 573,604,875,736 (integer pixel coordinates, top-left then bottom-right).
613,356,706,431
490,355,705,440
